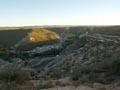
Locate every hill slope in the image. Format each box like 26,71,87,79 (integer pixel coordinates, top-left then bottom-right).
0,28,60,48
28,28,60,42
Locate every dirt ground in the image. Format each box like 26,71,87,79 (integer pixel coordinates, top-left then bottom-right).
43,84,120,90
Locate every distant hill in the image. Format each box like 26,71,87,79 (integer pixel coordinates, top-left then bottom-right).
0,29,32,47
0,28,60,48
0,26,88,48
1,26,119,49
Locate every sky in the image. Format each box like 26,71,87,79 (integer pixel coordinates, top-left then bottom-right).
0,0,120,26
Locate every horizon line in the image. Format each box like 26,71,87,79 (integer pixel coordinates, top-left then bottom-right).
0,24,120,28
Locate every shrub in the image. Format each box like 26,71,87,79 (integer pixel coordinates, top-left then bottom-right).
37,80,53,89
49,68,63,79
0,82,34,90
0,66,29,84
71,65,82,81
109,53,120,75
102,52,120,75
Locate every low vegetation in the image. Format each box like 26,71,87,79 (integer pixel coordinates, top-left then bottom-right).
0,26,120,90
34,47,63,57
0,65,31,90
0,66,29,84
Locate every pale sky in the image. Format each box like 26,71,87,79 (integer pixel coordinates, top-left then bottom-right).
0,0,120,26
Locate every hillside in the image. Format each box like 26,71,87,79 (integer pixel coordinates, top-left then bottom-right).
0,28,60,48
0,29,31,47
0,26,89,50
28,28,60,42
0,26,120,90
